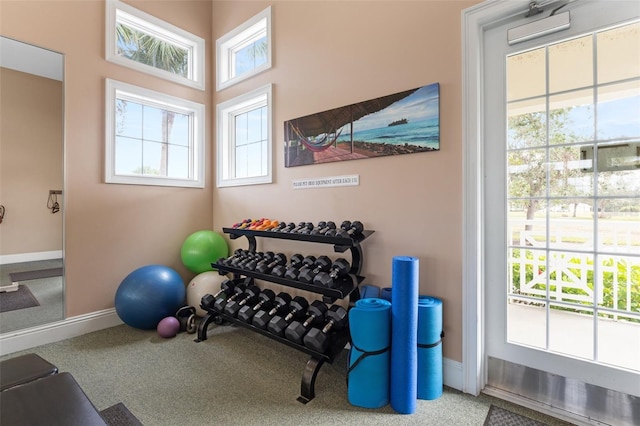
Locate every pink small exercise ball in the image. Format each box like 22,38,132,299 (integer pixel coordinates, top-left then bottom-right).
157,316,180,338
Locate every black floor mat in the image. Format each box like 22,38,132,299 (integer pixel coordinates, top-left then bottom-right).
100,402,143,426
9,268,63,283
0,285,40,313
484,405,547,426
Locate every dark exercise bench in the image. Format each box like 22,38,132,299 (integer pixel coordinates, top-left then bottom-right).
0,353,58,391
0,353,107,426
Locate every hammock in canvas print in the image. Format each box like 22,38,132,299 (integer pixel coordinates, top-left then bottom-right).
284,83,440,167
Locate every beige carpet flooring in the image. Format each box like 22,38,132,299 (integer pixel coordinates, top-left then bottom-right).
0,323,575,425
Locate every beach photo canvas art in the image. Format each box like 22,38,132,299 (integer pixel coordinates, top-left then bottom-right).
284,82,440,167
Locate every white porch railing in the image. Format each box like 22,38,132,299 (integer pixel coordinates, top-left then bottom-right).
508,219,639,319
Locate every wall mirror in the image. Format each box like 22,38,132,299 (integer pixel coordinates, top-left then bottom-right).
0,36,65,334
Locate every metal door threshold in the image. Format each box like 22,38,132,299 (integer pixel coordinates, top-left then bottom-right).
486,357,639,426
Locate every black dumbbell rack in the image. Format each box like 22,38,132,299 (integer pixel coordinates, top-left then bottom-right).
196,225,374,404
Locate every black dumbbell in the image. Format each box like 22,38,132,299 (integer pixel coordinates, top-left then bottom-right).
303,305,348,352
289,222,307,233
298,256,332,283
325,227,339,237
200,279,236,311
229,248,247,262
215,248,241,267
313,258,350,288
236,251,264,269
237,289,275,323
224,285,261,317
243,251,272,271
272,254,303,277
311,221,336,235
213,283,246,312
322,221,337,235
295,222,314,234
284,300,327,344
255,253,286,274
336,220,364,238
284,255,316,280
200,293,217,312
203,279,238,307
233,251,259,268
303,221,326,235
252,292,291,329
279,222,296,232
267,296,309,336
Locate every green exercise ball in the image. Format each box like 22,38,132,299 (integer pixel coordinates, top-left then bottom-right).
181,230,229,274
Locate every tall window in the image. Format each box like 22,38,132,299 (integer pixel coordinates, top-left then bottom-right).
105,79,205,188
106,0,205,90
217,85,272,187
216,7,271,91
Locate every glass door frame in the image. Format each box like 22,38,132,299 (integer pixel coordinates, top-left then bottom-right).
462,0,640,397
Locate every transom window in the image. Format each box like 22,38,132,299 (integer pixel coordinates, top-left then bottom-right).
233,33,268,78
106,0,205,90
217,7,271,91
105,79,205,188
217,84,272,187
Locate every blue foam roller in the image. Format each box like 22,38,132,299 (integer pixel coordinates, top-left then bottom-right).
390,256,419,414
360,285,380,299
417,295,443,400
348,298,392,409
380,287,392,301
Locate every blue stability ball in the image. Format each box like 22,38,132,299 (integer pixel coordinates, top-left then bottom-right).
115,265,186,330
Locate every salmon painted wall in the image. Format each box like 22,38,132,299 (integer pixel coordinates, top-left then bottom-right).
0,68,63,256
211,1,479,363
0,0,478,364
0,0,213,316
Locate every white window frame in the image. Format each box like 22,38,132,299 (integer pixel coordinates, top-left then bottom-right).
106,0,205,91
105,79,205,188
216,6,272,91
217,84,272,187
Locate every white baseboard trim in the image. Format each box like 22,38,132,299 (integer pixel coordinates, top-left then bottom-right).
0,308,122,356
444,357,463,391
0,250,63,265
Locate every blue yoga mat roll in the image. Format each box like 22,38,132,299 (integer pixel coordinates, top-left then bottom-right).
380,287,392,302
390,256,419,414
348,298,391,409
359,284,380,299
417,295,443,400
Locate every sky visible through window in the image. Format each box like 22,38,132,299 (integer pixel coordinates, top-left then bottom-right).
233,36,267,78
506,21,640,211
234,105,267,178
508,94,640,146
115,99,191,178
506,88,640,196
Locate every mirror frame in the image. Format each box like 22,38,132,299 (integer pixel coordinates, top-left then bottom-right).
0,35,66,334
